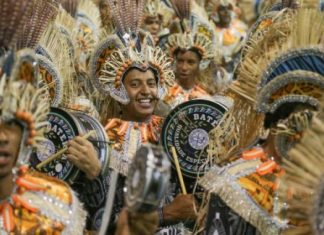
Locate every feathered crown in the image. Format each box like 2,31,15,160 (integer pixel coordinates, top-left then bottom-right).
231,8,324,115
211,9,324,156
144,0,163,18
36,23,75,107
278,115,324,235
89,0,175,104
0,0,50,157
75,0,102,66
54,7,78,60
166,0,219,63
17,0,60,49
0,50,50,166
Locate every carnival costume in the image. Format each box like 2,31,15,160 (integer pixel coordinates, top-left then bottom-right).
162,0,224,109
278,114,324,235
199,7,324,235
89,0,174,172
19,4,114,231
207,0,248,72
0,25,86,235
142,0,171,46
87,0,175,231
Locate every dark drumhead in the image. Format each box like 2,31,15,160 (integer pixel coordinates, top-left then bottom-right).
161,99,228,179
30,107,80,184
30,107,110,184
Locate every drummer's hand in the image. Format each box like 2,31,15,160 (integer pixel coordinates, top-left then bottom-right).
67,136,101,180
162,194,198,222
116,208,159,235
115,209,130,235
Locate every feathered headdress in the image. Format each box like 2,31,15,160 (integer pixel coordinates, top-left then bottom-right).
166,0,219,64
17,0,60,49
0,50,50,166
36,23,74,107
278,115,324,235
0,0,34,49
144,0,163,18
227,8,324,151
89,0,175,104
75,0,102,67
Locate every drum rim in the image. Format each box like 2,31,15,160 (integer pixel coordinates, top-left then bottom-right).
70,111,110,177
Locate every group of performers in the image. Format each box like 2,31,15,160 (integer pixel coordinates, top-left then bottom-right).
0,0,323,234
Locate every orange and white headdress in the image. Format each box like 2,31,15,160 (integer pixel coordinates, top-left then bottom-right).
0,0,51,167
165,0,220,65
90,0,175,104
278,114,324,235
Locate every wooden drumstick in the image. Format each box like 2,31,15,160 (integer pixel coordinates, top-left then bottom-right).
36,130,96,170
171,146,187,195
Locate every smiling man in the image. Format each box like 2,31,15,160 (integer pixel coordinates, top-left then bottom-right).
120,69,158,122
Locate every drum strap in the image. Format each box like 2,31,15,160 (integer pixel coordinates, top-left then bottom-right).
98,170,119,235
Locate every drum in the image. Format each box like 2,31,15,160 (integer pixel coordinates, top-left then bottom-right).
125,144,171,213
30,107,110,184
161,99,228,179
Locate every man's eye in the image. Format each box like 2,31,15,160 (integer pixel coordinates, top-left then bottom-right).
148,82,157,87
130,82,139,87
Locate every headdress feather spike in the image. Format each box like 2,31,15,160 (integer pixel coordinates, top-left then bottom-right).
107,0,146,45
0,0,33,49
18,0,60,49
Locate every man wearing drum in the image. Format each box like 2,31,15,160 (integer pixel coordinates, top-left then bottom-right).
206,0,248,74
0,12,87,230
89,1,200,234
161,0,229,111
198,7,324,234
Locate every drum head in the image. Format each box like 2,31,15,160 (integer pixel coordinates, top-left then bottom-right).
161,99,228,178
31,107,80,184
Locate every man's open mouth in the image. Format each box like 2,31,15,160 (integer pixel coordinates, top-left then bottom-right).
136,98,155,108
0,151,11,165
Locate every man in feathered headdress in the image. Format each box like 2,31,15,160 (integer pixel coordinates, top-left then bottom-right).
90,0,200,233
198,7,324,235
206,0,248,73
0,2,87,232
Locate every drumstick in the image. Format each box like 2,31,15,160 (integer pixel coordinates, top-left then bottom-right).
36,130,96,170
171,146,187,195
